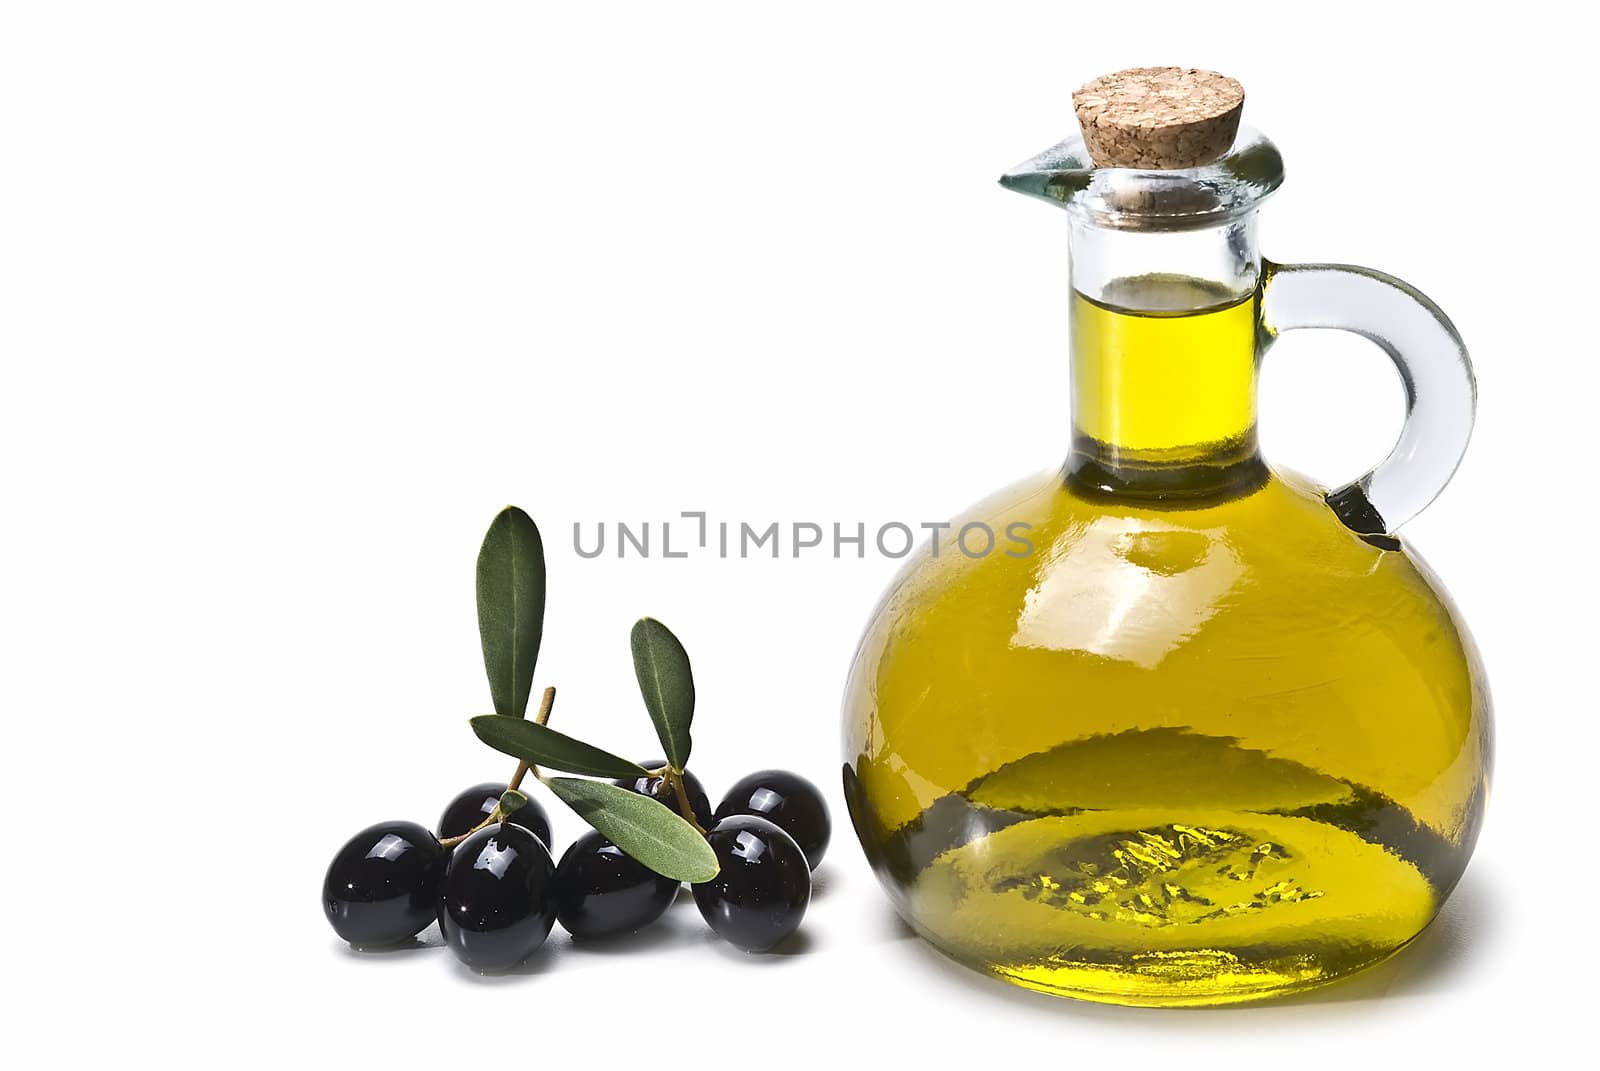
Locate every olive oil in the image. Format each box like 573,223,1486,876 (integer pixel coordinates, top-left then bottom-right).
1072,275,1258,457
842,278,1489,1006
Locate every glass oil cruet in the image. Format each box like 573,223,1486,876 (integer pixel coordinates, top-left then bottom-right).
841,68,1489,1007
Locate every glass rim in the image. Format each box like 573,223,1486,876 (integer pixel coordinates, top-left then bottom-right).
999,124,1285,232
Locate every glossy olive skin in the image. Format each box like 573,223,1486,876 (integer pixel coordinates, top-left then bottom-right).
438,782,552,849
715,769,832,869
554,830,679,940
323,820,447,947
692,815,811,952
614,761,713,828
438,822,558,972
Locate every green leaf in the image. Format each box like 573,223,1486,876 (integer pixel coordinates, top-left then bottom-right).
498,788,529,815
476,506,546,719
545,777,719,882
471,715,648,779
630,617,695,770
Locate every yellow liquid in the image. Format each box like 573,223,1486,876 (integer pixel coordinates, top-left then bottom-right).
842,281,1489,1007
1072,276,1258,455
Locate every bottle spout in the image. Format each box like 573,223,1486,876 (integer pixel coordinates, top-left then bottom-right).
998,126,1284,230
998,136,1098,208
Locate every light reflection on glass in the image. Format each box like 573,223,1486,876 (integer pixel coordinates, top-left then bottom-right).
1012,516,1241,669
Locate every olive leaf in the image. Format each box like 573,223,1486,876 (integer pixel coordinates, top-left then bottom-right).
545,777,719,882
477,506,546,720
630,617,695,771
471,715,648,779
498,788,530,815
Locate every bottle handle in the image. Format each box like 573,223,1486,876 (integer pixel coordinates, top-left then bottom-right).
1260,261,1476,535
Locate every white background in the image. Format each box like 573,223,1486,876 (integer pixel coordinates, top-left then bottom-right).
2,2,1593,1066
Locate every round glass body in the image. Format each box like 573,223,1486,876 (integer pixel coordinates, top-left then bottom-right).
843,466,1489,1006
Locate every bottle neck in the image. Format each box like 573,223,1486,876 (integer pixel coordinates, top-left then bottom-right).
1065,215,1268,503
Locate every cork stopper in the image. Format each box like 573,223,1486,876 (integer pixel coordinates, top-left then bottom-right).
1072,67,1244,170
